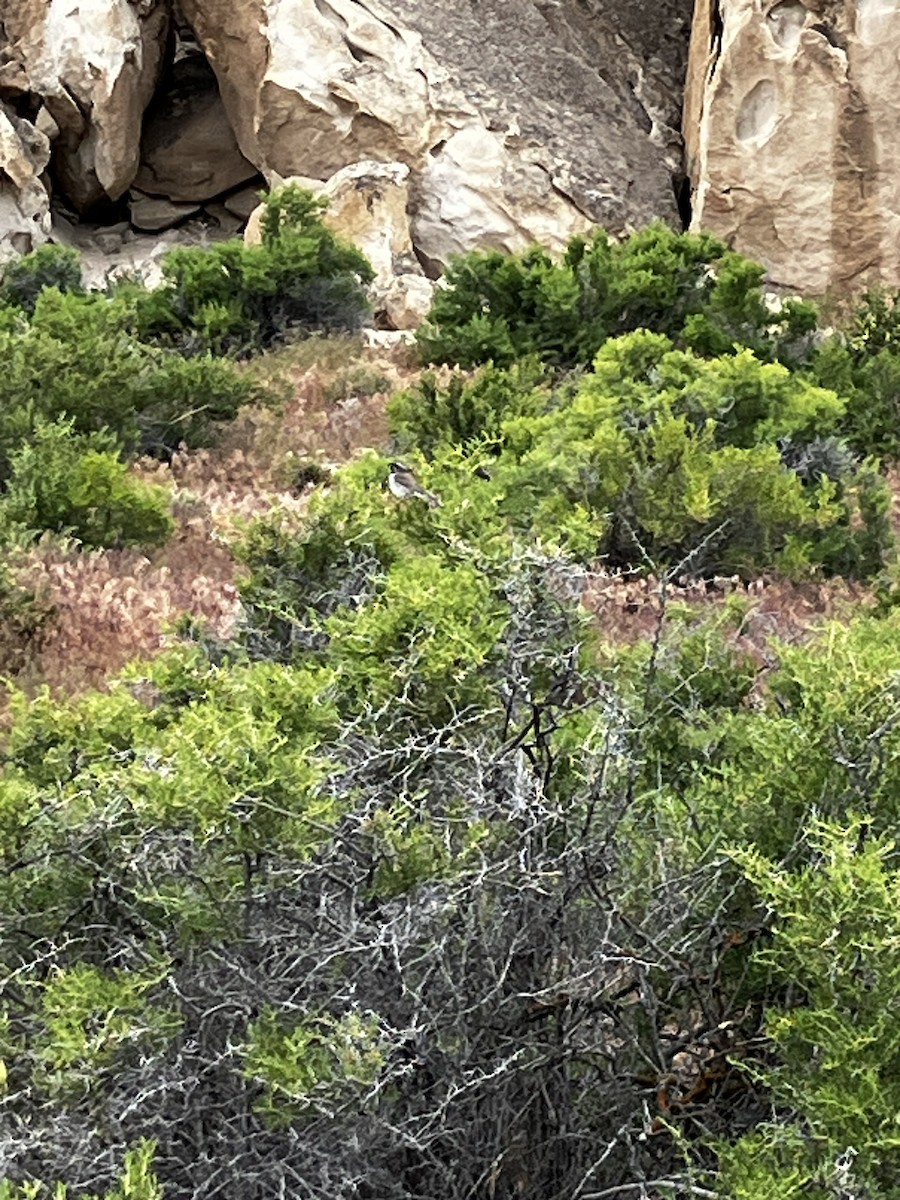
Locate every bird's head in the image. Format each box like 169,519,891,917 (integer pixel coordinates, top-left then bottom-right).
389,461,410,473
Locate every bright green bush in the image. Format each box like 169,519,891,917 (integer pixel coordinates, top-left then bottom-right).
0,242,84,314
719,819,900,1197
136,185,375,356
417,224,818,370
0,288,255,478
495,332,888,577
0,420,174,549
325,554,506,723
388,358,550,457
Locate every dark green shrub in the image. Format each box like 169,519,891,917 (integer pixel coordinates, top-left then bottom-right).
418,224,819,371
0,289,255,476
0,420,174,549
0,243,84,314
388,358,549,456
136,186,375,356
807,298,900,460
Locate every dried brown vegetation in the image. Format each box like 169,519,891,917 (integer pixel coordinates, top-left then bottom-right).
2,337,416,702
582,569,872,651
0,332,887,705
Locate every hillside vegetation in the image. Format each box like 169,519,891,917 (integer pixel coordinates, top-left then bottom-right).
3,201,900,1200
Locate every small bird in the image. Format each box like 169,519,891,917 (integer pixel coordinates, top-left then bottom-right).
387,461,442,508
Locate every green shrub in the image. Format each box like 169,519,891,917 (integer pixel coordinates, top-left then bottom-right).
807,294,900,459
0,289,255,476
721,819,900,1196
0,243,84,314
498,332,888,577
418,224,818,370
0,420,174,549
136,185,375,356
388,358,550,456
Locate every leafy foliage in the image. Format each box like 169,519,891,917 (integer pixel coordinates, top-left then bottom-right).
7,212,900,1200
387,332,890,579
418,224,818,370
0,289,255,482
0,420,174,549
0,243,84,314
134,185,375,356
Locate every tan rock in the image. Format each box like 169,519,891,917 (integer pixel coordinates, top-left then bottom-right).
134,57,258,203
128,190,203,232
181,0,691,257
2,0,169,210
0,105,53,261
685,0,900,294
379,274,435,331
412,126,593,266
178,0,444,181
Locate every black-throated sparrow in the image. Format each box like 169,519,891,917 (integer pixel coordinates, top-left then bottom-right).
387,462,442,508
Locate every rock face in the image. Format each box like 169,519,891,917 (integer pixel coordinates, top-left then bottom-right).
179,0,693,261
0,0,169,212
684,0,900,295
0,107,53,260
0,0,694,275
134,57,258,202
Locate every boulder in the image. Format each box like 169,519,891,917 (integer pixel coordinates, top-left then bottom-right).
412,125,593,267
202,203,245,236
128,189,203,231
180,0,694,257
1,0,169,211
134,56,258,203
222,184,264,221
684,0,900,294
379,274,435,331
0,104,53,261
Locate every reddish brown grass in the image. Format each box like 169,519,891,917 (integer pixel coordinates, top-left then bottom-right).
2,337,417,702
0,334,888,703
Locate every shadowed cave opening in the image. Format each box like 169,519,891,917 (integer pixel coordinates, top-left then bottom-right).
672,171,693,231
47,7,264,287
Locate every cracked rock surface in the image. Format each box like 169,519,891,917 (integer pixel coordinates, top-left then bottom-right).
179,0,693,264
685,0,900,294
0,0,692,264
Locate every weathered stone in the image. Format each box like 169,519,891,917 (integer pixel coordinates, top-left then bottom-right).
0,105,53,261
244,160,433,326
684,0,900,294
202,203,245,236
180,0,693,257
222,184,264,221
134,57,258,203
2,0,169,211
412,125,593,266
128,189,203,231
379,274,435,330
